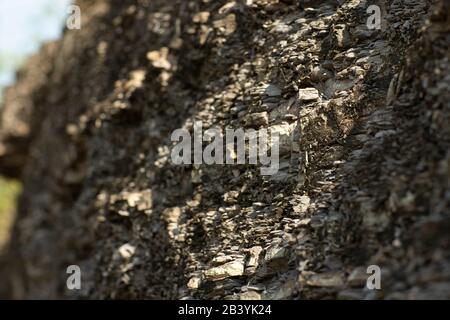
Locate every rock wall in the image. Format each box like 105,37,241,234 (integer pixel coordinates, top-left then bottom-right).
0,0,449,299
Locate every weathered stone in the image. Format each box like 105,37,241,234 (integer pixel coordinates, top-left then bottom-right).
292,195,310,214
239,291,262,300
264,84,282,97
347,267,368,288
305,272,345,288
244,112,269,127
204,261,245,281
298,88,320,102
187,277,201,289
117,244,136,260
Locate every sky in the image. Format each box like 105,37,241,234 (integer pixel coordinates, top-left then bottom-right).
0,0,71,100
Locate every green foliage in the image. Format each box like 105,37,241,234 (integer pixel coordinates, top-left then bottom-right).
0,178,20,216
0,178,21,248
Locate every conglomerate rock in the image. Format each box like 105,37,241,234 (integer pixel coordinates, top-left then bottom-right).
0,0,448,299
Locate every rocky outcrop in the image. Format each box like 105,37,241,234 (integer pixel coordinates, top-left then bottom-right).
0,0,449,299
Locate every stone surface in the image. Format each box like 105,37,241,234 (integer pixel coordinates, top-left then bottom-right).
0,0,448,300
298,88,320,102
204,261,245,281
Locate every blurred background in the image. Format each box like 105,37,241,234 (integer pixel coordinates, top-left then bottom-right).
0,0,71,250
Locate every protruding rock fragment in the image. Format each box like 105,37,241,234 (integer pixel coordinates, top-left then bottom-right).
204,260,245,281
187,276,201,289
298,88,320,102
117,243,136,260
264,84,282,97
305,272,345,288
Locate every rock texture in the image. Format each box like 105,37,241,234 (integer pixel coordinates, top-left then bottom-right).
0,0,449,299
